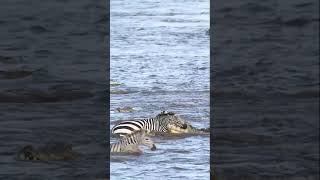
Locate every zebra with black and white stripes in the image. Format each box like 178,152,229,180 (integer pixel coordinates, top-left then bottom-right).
111,111,189,137
110,130,156,154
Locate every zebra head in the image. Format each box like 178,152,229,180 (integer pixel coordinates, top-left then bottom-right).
123,130,157,151
141,134,157,151
156,111,189,133
17,145,39,161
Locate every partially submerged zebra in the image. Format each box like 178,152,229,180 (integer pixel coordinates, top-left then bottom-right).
17,142,78,161
110,130,156,154
111,111,189,137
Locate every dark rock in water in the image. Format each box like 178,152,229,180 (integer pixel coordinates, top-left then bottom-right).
17,142,78,161
116,106,134,113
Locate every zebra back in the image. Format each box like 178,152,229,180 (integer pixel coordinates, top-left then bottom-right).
111,111,187,136
111,118,163,136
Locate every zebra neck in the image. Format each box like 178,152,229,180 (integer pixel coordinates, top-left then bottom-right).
142,118,160,131
120,135,140,145
110,142,140,153
110,143,120,152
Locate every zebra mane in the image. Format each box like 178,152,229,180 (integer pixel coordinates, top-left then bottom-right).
119,130,146,142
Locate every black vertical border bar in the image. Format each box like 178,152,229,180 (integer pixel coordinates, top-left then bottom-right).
106,0,111,178
209,0,319,179
209,0,214,178
0,0,110,179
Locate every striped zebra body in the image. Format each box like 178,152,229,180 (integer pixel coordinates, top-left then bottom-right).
111,118,164,136
111,111,188,137
110,130,156,153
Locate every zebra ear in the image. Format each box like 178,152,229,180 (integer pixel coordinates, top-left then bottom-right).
157,111,168,117
159,111,175,116
162,111,169,114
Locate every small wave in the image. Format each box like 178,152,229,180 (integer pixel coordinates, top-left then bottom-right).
244,2,272,13
213,132,275,145
218,7,233,13
110,80,122,86
29,25,49,34
284,17,314,27
0,55,23,64
171,166,188,171
293,2,314,8
212,89,319,100
285,89,320,98
262,16,317,27
33,50,52,57
110,89,138,94
0,87,94,103
161,18,201,23
0,69,33,79
67,31,89,36
20,16,37,21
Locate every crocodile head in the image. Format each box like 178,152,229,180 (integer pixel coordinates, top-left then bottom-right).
168,123,198,134
156,111,210,135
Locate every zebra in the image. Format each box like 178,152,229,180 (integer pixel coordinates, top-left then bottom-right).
110,130,156,154
111,111,189,137
17,143,78,161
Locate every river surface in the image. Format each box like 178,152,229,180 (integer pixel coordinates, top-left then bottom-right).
0,0,108,179
211,0,319,179
110,0,210,179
